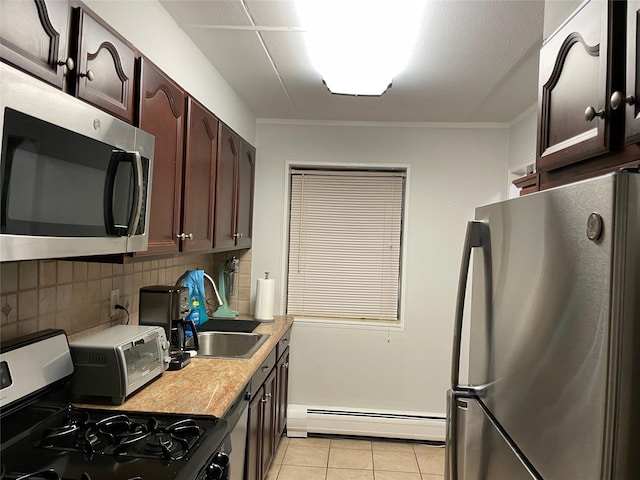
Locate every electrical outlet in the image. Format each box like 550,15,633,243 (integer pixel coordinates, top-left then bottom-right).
110,289,120,317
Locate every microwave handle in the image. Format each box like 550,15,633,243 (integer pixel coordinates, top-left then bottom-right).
104,150,144,236
127,151,143,236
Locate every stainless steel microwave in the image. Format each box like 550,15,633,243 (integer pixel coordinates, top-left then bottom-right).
0,63,154,261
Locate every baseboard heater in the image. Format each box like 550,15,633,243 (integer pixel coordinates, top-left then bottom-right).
287,404,446,442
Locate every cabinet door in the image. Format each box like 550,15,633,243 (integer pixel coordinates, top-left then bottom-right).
276,348,290,438
138,57,185,255
215,123,240,250
236,140,255,249
73,8,135,123
182,98,219,252
0,0,72,88
537,0,621,172
623,0,640,143
261,368,277,478
246,386,264,480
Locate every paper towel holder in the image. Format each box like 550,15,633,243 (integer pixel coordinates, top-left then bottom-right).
255,271,275,322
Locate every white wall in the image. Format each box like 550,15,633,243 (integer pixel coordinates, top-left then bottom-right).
508,105,537,171
507,105,538,198
252,121,509,416
84,0,256,143
543,0,583,40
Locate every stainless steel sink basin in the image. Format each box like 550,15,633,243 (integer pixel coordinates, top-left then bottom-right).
195,332,270,359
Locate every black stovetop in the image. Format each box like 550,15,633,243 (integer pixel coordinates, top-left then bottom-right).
0,402,228,480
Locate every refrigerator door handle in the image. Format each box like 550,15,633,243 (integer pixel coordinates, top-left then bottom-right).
446,389,470,480
451,220,487,390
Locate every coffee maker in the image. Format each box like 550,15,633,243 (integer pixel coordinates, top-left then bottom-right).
139,285,199,370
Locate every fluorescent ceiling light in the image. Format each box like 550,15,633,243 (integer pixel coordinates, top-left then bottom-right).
296,0,425,96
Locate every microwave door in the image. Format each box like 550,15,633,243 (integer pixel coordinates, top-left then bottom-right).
104,150,143,237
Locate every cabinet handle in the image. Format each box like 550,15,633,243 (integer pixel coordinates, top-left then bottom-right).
610,91,635,110
176,233,194,240
79,69,95,81
282,362,289,369
261,393,272,403
261,365,270,372
584,105,605,122
58,57,74,71
233,233,244,238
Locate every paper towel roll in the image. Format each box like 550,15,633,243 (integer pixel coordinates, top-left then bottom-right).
255,275,275,321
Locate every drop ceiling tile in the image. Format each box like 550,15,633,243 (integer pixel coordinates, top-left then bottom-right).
160,0,251,26
245,0,301,27
184,26,298,117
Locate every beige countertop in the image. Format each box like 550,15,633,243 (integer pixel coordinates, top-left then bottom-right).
76,315,293,418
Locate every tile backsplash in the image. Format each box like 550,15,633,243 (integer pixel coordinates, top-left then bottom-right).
0,250,252,342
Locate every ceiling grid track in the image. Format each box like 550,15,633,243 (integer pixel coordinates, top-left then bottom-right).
239,0,300,119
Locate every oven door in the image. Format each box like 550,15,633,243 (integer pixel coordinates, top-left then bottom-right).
0,63,153,261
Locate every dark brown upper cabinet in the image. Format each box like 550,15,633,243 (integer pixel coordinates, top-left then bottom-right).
138,57,186,256
214,124,255,251
139,58,220,256
237,140,256,249
0,1,136,123
71,7,136,124
620,0,640,144
0,0,73,88
181,97,219,253
214,123,239,250
537,0,625,174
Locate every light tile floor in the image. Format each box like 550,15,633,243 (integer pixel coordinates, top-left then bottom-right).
266,436,445,480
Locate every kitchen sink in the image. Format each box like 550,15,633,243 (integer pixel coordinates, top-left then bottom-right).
195,332,270,359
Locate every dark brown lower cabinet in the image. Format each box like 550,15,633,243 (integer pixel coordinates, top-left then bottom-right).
246,389,263,480
261,369,277,477
247,368,277,480
276,349,290,437
245,337,291,480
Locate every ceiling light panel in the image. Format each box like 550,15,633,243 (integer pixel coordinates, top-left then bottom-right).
295,0,426,96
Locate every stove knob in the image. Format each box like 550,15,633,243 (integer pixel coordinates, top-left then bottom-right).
214,451,230,468
205,463,224,480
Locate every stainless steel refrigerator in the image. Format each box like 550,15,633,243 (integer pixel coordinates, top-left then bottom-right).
445,169,640,479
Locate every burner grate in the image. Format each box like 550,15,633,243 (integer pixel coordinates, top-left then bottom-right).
0,468,93,480
38,407,203,461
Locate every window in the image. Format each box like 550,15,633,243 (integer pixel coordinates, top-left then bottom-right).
286,167,406,323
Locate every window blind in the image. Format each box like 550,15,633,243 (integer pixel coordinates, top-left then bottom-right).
287,169,405,322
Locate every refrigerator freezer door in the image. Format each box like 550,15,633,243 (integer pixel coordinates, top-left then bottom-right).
468,173,627,479
446,392,537,480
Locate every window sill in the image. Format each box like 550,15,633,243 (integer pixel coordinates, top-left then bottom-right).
292,316,404,331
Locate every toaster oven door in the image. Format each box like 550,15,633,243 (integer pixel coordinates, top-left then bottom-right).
121,337,164,395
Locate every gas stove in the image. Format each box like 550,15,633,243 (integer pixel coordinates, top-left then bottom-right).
0,330,230,480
